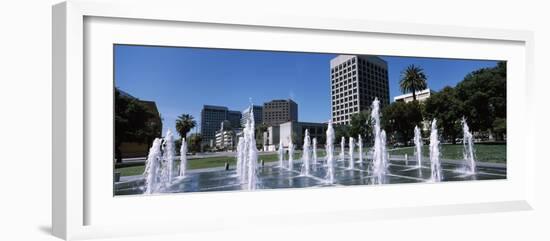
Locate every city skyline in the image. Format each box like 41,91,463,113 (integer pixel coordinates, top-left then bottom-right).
114,45,500,138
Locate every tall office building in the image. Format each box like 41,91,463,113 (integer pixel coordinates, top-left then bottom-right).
227,110,243,129
330,55,389,125
200,105,241,146
262,99,298,126
241,105,263,127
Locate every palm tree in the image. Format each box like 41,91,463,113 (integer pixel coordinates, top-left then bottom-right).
399,64,428,101
175,114,196,139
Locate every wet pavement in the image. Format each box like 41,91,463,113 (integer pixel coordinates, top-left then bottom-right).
115,158,506,196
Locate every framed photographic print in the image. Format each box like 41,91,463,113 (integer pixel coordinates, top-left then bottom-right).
52,0,535,240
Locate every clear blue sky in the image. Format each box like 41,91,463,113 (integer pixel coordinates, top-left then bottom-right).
114,45,499,138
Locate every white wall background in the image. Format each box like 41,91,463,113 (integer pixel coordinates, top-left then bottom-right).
0,0,548,240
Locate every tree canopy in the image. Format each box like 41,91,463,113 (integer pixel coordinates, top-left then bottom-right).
455,61,506,132
382,101,423,144
349,111,372,143
423,87,463,144
399,64,428,101
114,88,161,162
175,114,196,139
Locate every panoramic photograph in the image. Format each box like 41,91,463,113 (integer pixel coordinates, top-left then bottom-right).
113,45,507,196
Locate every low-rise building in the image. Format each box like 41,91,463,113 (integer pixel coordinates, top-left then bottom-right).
393,88,432,103
278,121,327,149
215,129,237,150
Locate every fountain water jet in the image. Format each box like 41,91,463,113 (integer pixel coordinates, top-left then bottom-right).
179,138,187,177
325,120,336,184
245,107,259,189
357,135,363,164
414,126,423,168
162,129,176,184
371,98,389,182
339,137,346,162
236,137,245,180
235,106,259,189
247,132,258,190
278,139,284,168
462,118,476,174
288,138,294,170
301,129,311,175
312,138,318,165
143,138,163,194
429,119,443,182
348,137,355,169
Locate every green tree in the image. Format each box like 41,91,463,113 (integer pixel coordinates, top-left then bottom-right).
114,88,158,163
455,61,506,133
382,101,423,144
399,64,428,101
424,87,463,144
175,114,196,139
188,134,202,153
334,124,350,144
492,117,506,141
349,111,372,143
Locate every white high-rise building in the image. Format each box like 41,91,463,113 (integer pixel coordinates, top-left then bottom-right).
330,55,389,125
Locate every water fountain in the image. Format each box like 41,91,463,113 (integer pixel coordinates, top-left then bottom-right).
429,119,442,182
236,137,245,180
325,120,335,184
162,129,176,184
371,98,388,181
236,106,259,190
301,129,311,175
247,130,258,190
312,138,318,165
288,138,294,170
179,137,187,177
348,137,355,169
414,125,423,169
381,130,388,167
143,138,163,194
357,135,363,164
462,118,476,174
278,139,284,168
339,137,345,162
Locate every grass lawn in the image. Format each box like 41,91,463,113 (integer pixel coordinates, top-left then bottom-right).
388,143,506,163
115,151,325,177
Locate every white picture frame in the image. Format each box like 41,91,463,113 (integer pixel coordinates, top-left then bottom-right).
52,1,535,240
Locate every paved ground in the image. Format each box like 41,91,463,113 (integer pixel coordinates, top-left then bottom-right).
115,155,506,196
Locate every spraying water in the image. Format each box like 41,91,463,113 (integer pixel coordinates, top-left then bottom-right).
414,126,423,168
348,137,355,169
339,137,346,162
143,138,163,194
312,138,318,165
236,137,245,180
246,107,259,189
288,138,294,170
247,131,258,190
278,139,284,168
429,119,442,182
371,98,388,181
325,120,336,184
358,135,363,164
301,129,311,176
179,138,187,177
162,129,176,184
235,105,259,189
462,118,476,174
